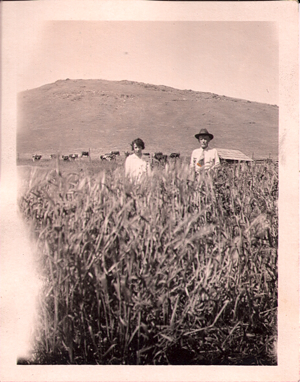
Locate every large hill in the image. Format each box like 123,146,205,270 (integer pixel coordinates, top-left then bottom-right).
17,79,278,160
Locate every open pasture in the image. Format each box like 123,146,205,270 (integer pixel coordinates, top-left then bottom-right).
18,160,278,365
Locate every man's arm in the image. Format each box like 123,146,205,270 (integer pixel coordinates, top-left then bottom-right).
190,152,195,169
190,149,200,170
211,149,220,169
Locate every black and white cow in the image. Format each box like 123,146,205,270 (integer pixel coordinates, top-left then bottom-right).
62,155,70,161
81,151,90,158
32,154,42,162
100,153,116,161
69,154,79,160
169,153,180,159
110,151,120,157
154,152,168,164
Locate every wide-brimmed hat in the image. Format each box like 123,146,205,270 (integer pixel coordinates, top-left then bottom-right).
195,128,214,140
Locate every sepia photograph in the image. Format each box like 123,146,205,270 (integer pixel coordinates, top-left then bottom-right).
1,1,299,381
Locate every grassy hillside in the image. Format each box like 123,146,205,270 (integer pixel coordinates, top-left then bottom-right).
17,79,278,160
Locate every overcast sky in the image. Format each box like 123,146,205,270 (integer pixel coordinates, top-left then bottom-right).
18,21,278,105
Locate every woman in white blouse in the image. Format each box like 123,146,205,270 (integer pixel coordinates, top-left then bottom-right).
190,128,220,172
125,138,151,181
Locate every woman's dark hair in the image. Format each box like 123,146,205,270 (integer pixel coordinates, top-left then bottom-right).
131,138,145,150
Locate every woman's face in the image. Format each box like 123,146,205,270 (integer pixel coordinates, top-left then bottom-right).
133,143,143,156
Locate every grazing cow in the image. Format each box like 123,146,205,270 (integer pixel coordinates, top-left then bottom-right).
69,154,79,160
154,152,168,163
81,151,89,158
32,154,42,162
100,153,116,161
169,153,180,159
154,152,163,160
62,155,70,161
110,151,120,156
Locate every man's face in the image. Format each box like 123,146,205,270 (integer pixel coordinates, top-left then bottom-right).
199,135,210,149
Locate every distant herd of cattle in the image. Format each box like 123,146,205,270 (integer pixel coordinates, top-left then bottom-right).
32,151,180,163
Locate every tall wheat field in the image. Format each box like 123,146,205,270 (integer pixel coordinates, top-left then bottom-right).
19,159,278,365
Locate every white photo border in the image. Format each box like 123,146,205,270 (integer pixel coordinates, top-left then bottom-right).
1,1,298,381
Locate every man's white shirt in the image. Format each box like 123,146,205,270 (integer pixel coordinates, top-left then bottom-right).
190,147,220,171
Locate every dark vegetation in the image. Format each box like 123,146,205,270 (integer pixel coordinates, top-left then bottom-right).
18,159,278,365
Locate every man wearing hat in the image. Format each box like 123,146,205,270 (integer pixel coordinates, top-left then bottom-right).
190,128,220,172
